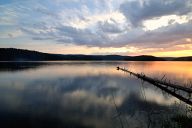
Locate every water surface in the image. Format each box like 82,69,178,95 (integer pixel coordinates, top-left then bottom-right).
0,61,191,128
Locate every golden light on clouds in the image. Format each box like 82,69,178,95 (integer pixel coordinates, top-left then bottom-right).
186,38,192,42
152,50,192,57
14,39,192,57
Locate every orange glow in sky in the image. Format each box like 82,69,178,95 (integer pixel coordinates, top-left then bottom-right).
151,50,192,57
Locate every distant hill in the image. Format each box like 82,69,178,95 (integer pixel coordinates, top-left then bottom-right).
173,56,192,61
0,48,166,61
162,57,176,61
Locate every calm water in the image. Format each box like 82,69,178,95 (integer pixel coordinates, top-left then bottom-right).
0,61,192,128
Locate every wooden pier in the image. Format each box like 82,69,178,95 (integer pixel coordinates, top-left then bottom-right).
117,67,192,106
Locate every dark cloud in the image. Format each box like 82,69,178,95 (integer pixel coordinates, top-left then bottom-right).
98,20,125,33
120,0,192,27
20,20,192,48
132,21,192,45
168,19,176,25
8,33,13,38
111,21,192,48
21,24,109,46
56,25,107,46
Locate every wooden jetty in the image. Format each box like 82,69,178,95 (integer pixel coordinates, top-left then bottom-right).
117,66,192,106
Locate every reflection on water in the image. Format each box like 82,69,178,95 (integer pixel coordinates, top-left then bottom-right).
0,61,191,128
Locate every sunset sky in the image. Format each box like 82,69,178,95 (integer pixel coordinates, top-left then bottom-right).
0,0,192,57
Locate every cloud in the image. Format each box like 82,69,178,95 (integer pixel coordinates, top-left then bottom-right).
113,21,192,48
0,25,24,39
0,0,192,54
56,25,105,45
141,22,192,44
20,19,192,48
120,0,192,27
97,20,125,33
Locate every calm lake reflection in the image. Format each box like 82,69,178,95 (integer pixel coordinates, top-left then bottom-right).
0,61,192,128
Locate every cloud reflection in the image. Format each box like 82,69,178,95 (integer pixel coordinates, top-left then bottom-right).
0,61,188,128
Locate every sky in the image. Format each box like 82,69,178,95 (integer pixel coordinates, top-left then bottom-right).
0,0,192,57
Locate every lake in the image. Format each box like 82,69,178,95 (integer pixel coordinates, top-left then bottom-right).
0,61,192,128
